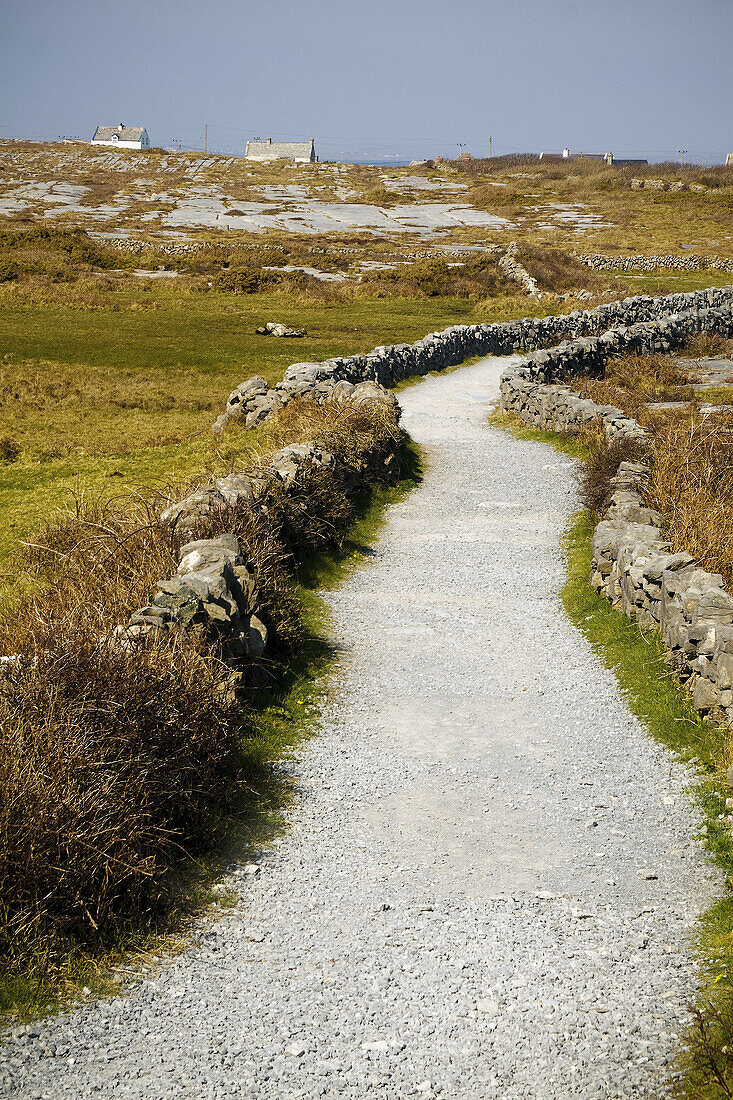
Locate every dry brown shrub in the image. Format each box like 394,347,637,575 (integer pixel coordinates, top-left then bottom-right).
678,332,733,359
359,256,513,300
575,425,649,514
645,417,733,586
520,246,610,294
0,627,236,967
572,353,691,420
0,395,402,970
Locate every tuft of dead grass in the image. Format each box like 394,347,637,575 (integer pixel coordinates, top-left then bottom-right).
574,423,650,513
644,417,733,588
572,352,692,420
678,332,733,360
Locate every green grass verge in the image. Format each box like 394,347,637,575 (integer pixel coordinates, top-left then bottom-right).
496,410,733,1098
0,436,424,1023
0,287,538,606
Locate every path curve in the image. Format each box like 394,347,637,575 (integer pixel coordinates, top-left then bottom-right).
4,356,719,1099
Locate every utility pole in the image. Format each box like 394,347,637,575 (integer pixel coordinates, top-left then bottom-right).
679,148,687,168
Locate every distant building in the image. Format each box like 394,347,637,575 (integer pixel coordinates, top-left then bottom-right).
245,138,316,163
726,153,733,167
540,148,606,162
92,124,150,150
538,148,646,167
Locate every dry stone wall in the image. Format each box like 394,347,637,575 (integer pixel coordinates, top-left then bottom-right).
592,462,733,725
496,287,733,728
498,289,733,440
214,285,733,433
499,381,647,443
498,243,542,298
577,253,733,273
121,418,400,687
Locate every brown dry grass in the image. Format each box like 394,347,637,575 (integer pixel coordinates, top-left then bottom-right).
677,332,733,359
520,245,611,294
572,352,692,420
644,417,733,587
0,396,401,977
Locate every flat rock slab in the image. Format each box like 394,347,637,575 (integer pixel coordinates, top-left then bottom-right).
679,356,733,387
3,357,719,1100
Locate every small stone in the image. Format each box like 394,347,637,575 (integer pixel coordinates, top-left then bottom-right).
286,1043,306,1057
243,864,260,876
636,869,658,880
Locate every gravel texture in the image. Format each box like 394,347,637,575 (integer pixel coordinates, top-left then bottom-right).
2,356,720,1099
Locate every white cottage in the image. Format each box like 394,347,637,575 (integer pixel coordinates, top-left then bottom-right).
245,138,316,163
92,124,150,150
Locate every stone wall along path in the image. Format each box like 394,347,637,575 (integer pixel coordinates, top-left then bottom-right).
3,356,720,1100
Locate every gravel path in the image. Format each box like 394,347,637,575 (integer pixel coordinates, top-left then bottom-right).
3,356,720,1099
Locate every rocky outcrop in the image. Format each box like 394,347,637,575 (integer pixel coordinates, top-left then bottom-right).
214,285,733,433
592,462,733,725
255,321,307,337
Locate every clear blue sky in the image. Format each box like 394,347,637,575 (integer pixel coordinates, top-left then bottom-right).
1,0,731,163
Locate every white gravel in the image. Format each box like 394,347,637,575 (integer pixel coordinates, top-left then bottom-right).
2,355,720,1099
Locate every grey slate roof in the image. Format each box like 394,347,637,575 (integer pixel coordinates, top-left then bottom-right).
245,139,315,160
93,125,146,142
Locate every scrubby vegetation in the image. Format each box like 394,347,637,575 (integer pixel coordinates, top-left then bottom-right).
0,394,408,1007
572,352,692,420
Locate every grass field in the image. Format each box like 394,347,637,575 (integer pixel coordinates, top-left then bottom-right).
0,286,548,605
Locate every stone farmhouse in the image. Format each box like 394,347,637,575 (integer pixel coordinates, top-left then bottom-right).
92,124,150,150
245,138,316,163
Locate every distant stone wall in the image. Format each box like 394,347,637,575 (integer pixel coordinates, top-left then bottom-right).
592,462,733,726
630,179,706,192
577,253,733,273
498,292,733,438
498,243,542,298
214,285,733,432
